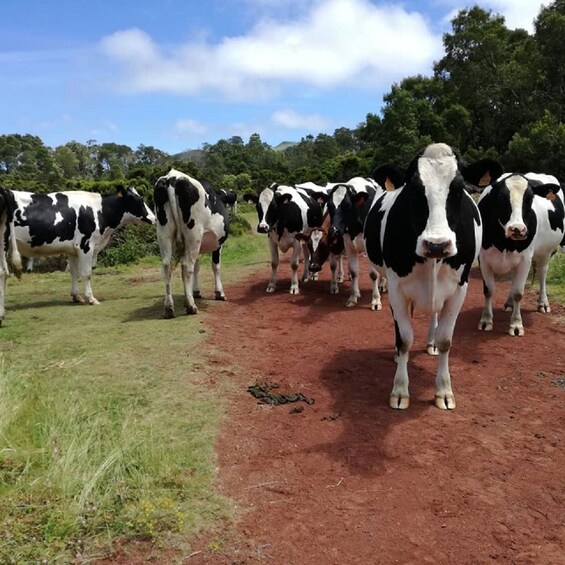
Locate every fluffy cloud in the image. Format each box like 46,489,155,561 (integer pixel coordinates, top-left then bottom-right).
173,118,208,136
100,0,442,101
272,108,329,130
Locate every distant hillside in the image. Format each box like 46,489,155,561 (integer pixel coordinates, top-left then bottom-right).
173,148,206,166
273,141,298,152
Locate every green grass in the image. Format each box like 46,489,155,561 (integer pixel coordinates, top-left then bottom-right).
0,220,268,563
546,250,565,303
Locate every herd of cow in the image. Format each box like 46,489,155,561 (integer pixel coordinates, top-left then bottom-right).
1,142,564,410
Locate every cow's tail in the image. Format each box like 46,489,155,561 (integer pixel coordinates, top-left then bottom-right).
166,182,184,255
3,190,22,279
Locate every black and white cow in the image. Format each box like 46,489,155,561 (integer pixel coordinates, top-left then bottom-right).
364,143,483,410
154,169,230,317
326,177,384,309
244,183,323,294
0,187,22,326
216,188,238,214
13,186,155,304
470,170,565,336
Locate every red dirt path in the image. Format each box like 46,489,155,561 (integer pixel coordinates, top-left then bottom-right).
195,258,565,565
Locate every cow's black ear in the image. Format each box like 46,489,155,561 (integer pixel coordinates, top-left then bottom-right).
115,184,126,197
372,164,406,191
461,159,504,188
243,193,258,204
354,193,368,207
312,191,329,204
532,183,561,200
275,192,292,205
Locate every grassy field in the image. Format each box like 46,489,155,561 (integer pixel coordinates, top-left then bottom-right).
0,217,267,563
1,209,563,562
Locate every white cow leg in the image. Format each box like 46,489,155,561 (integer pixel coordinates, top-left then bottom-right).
535,257,551,313
478,267,495,331
192,258,201,299
301,244,311,283
80,254,99,305
329,253,339,294
344,237,360,307
211,248,226,301
426,313,439,355
369,266,382,311
433,285,467,410
267,236,279,293
389,292,413,409
0,269,6,326
289,240,301,295
508,260,530,336
68,256,84,303
157,231,175,318
181,251,199,315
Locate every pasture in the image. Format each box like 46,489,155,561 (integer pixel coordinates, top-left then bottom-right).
1,219,564,562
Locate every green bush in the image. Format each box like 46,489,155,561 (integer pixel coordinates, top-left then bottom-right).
98,224,159,267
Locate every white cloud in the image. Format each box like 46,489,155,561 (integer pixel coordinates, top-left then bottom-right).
174,118,208,135
100,0,442,101
272,108,329,130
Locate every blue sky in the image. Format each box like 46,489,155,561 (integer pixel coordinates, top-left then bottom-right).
1,0,546,154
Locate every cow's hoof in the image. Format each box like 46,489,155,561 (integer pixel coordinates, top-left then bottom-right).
88,298,100,305
289,287,299,295
266,285,276,293
186,305,198,315
215,291,226,301
503,302,513,311
337,276,344,283
164,308,175,319
330,286,339,295
193,290,202,299
510,326,524,336
479,321,493,331
345,299,358,308
72,295,85,304
435,394,456,410
310,273,318,281
370,302,382,311
538,303,550,313
427,344,439,356
390,395,409,409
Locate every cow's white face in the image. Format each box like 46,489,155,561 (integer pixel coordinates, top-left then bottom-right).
415,145,458,259
257,187,275,232
503,175,529,240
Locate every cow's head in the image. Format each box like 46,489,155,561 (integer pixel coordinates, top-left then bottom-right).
118,186,156,225
400,143,469,260
327,183,366,242
244,184,279,233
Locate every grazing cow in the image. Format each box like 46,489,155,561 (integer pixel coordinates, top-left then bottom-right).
0,187,22,326
244,184,323,294
154,169,230,317
326,177,384,309
469,170,565,335
13,186,155,305
364,143,483,410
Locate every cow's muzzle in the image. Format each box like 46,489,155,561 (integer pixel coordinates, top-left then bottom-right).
506,224,527,240
257,224,269,234
423,240,452,259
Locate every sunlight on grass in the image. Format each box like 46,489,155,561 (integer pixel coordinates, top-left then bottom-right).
0,224,269,562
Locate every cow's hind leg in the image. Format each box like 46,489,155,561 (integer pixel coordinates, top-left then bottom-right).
426,313,439,355
267,236,279,293
433,285,467,410
344,237,360,307
369,267,382,311
79,253,99,305
192,258,201,299
388,291,413,409
212,248,226,300
535,255,551,313
289,240,301,294
68,256,85,303
181,246,200,315
157,233,175,318
301,244,311,283
0,261,6,326
329,253,339,294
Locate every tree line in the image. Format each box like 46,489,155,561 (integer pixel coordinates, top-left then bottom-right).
1,2,565,200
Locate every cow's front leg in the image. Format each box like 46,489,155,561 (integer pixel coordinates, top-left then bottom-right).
344,237,360,307
68,256,85,303
369,266,382,311
329,253,339,294
0,269,6,327
289,240,301,294
212,248,226,301
478,265,495,331
266,236,279,293
301,244,311,283
388,290,413,409
508,259,530,336
433,286,467,410
79,253,99,305
337,254,345,283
